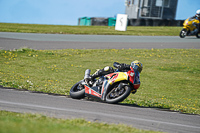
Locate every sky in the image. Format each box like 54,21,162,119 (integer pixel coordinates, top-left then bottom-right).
0,0,200,25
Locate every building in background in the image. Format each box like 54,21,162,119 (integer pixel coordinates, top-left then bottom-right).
78,0,183,26
125,0,182,26
125,0,178,19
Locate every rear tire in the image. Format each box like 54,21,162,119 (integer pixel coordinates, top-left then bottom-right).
179,29,187,38
105,83,131,104
196,32,200,38
70,80,85,99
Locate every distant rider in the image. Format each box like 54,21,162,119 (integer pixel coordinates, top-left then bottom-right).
86,60,143,88
190,9,200,35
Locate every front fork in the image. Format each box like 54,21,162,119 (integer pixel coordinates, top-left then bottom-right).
182,27,189,35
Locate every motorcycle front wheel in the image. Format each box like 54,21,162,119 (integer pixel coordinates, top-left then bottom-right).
179,29,187,38
69,80,85,99
105,83,131,104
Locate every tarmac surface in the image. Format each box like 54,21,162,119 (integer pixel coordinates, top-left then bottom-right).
0,32,199,50
1,87,200,133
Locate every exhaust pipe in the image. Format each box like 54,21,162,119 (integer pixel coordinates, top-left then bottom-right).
84,69,91,79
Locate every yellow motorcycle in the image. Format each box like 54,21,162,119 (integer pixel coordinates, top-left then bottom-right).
179,17,200,38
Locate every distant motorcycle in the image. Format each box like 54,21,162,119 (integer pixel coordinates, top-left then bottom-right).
70,66,140,104
179,17,200,38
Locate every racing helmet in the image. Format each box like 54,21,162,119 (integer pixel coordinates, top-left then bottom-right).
131,60,143,73
196,9,200,17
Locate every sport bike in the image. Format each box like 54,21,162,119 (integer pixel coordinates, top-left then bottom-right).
70,66,140,104
179,17,200,38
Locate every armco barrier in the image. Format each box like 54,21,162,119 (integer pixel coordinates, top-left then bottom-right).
128,19,184,26
91,17,108,26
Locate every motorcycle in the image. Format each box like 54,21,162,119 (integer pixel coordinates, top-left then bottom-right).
69,66,140,104
179,17,200,38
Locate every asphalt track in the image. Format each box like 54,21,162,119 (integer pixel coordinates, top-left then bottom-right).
0,32,199,50
0,32,200,133
1,87,200,133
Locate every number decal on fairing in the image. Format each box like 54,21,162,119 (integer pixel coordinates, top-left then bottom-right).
130,72,134,77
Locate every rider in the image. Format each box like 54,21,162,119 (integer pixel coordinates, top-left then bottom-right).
86,60,143,87
190,9,200,35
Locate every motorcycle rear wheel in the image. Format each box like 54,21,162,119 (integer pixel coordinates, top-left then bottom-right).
70,80,85,99
196,32,200,38
105,83,131,104
179,29,187,38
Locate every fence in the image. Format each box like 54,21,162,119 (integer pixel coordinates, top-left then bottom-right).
78,17,184,26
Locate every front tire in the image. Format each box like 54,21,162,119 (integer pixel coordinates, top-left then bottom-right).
70,80,85,99
105,83,131,104
179,29,187,38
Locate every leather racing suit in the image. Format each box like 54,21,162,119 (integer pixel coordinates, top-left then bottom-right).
89,62,141,85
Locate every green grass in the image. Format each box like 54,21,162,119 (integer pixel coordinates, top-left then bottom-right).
0,23,182,36
0,48,199,114
0,111,160,133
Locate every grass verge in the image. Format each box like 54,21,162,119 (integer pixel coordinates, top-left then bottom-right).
0,111,160,133
0,23,182,36
0,48,199,114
